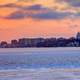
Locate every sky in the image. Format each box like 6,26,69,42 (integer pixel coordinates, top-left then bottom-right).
0,0,80,41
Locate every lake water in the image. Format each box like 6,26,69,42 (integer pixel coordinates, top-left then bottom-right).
0,48,80,80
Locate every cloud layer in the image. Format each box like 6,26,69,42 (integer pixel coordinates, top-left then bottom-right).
0,0,80,20
57,0,80,7
3,4,72,20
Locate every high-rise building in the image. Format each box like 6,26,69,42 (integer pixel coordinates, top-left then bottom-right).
76,32,80,40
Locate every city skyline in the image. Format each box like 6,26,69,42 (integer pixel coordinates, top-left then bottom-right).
0,32,80,48
0,0,80,41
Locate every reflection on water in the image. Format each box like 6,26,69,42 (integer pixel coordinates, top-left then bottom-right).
0,69,80,80
0,48,80,80
0,48,80,69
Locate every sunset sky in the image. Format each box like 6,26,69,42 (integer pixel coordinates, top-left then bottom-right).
0,0,80,41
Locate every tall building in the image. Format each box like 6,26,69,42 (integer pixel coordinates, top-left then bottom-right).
11,40,18,47
76,32,80,40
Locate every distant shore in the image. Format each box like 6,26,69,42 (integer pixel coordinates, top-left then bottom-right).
0,32,80,48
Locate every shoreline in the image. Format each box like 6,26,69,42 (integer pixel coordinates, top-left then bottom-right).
0,47,80,53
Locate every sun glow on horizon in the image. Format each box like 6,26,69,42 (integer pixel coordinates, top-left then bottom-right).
0,0,80,41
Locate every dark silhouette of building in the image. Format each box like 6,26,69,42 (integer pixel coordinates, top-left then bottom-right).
11,40,18,48
76,32,80,46
18,38,44,47
0,32,80,48
76,32,80,40
0,41,8,48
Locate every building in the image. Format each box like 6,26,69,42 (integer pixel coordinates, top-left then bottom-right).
18,38,28,47
0,41,8,48
18,38,44,47
11,40,18,47
76,32,80,40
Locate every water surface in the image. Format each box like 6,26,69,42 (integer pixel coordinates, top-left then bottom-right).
0,48,80,80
